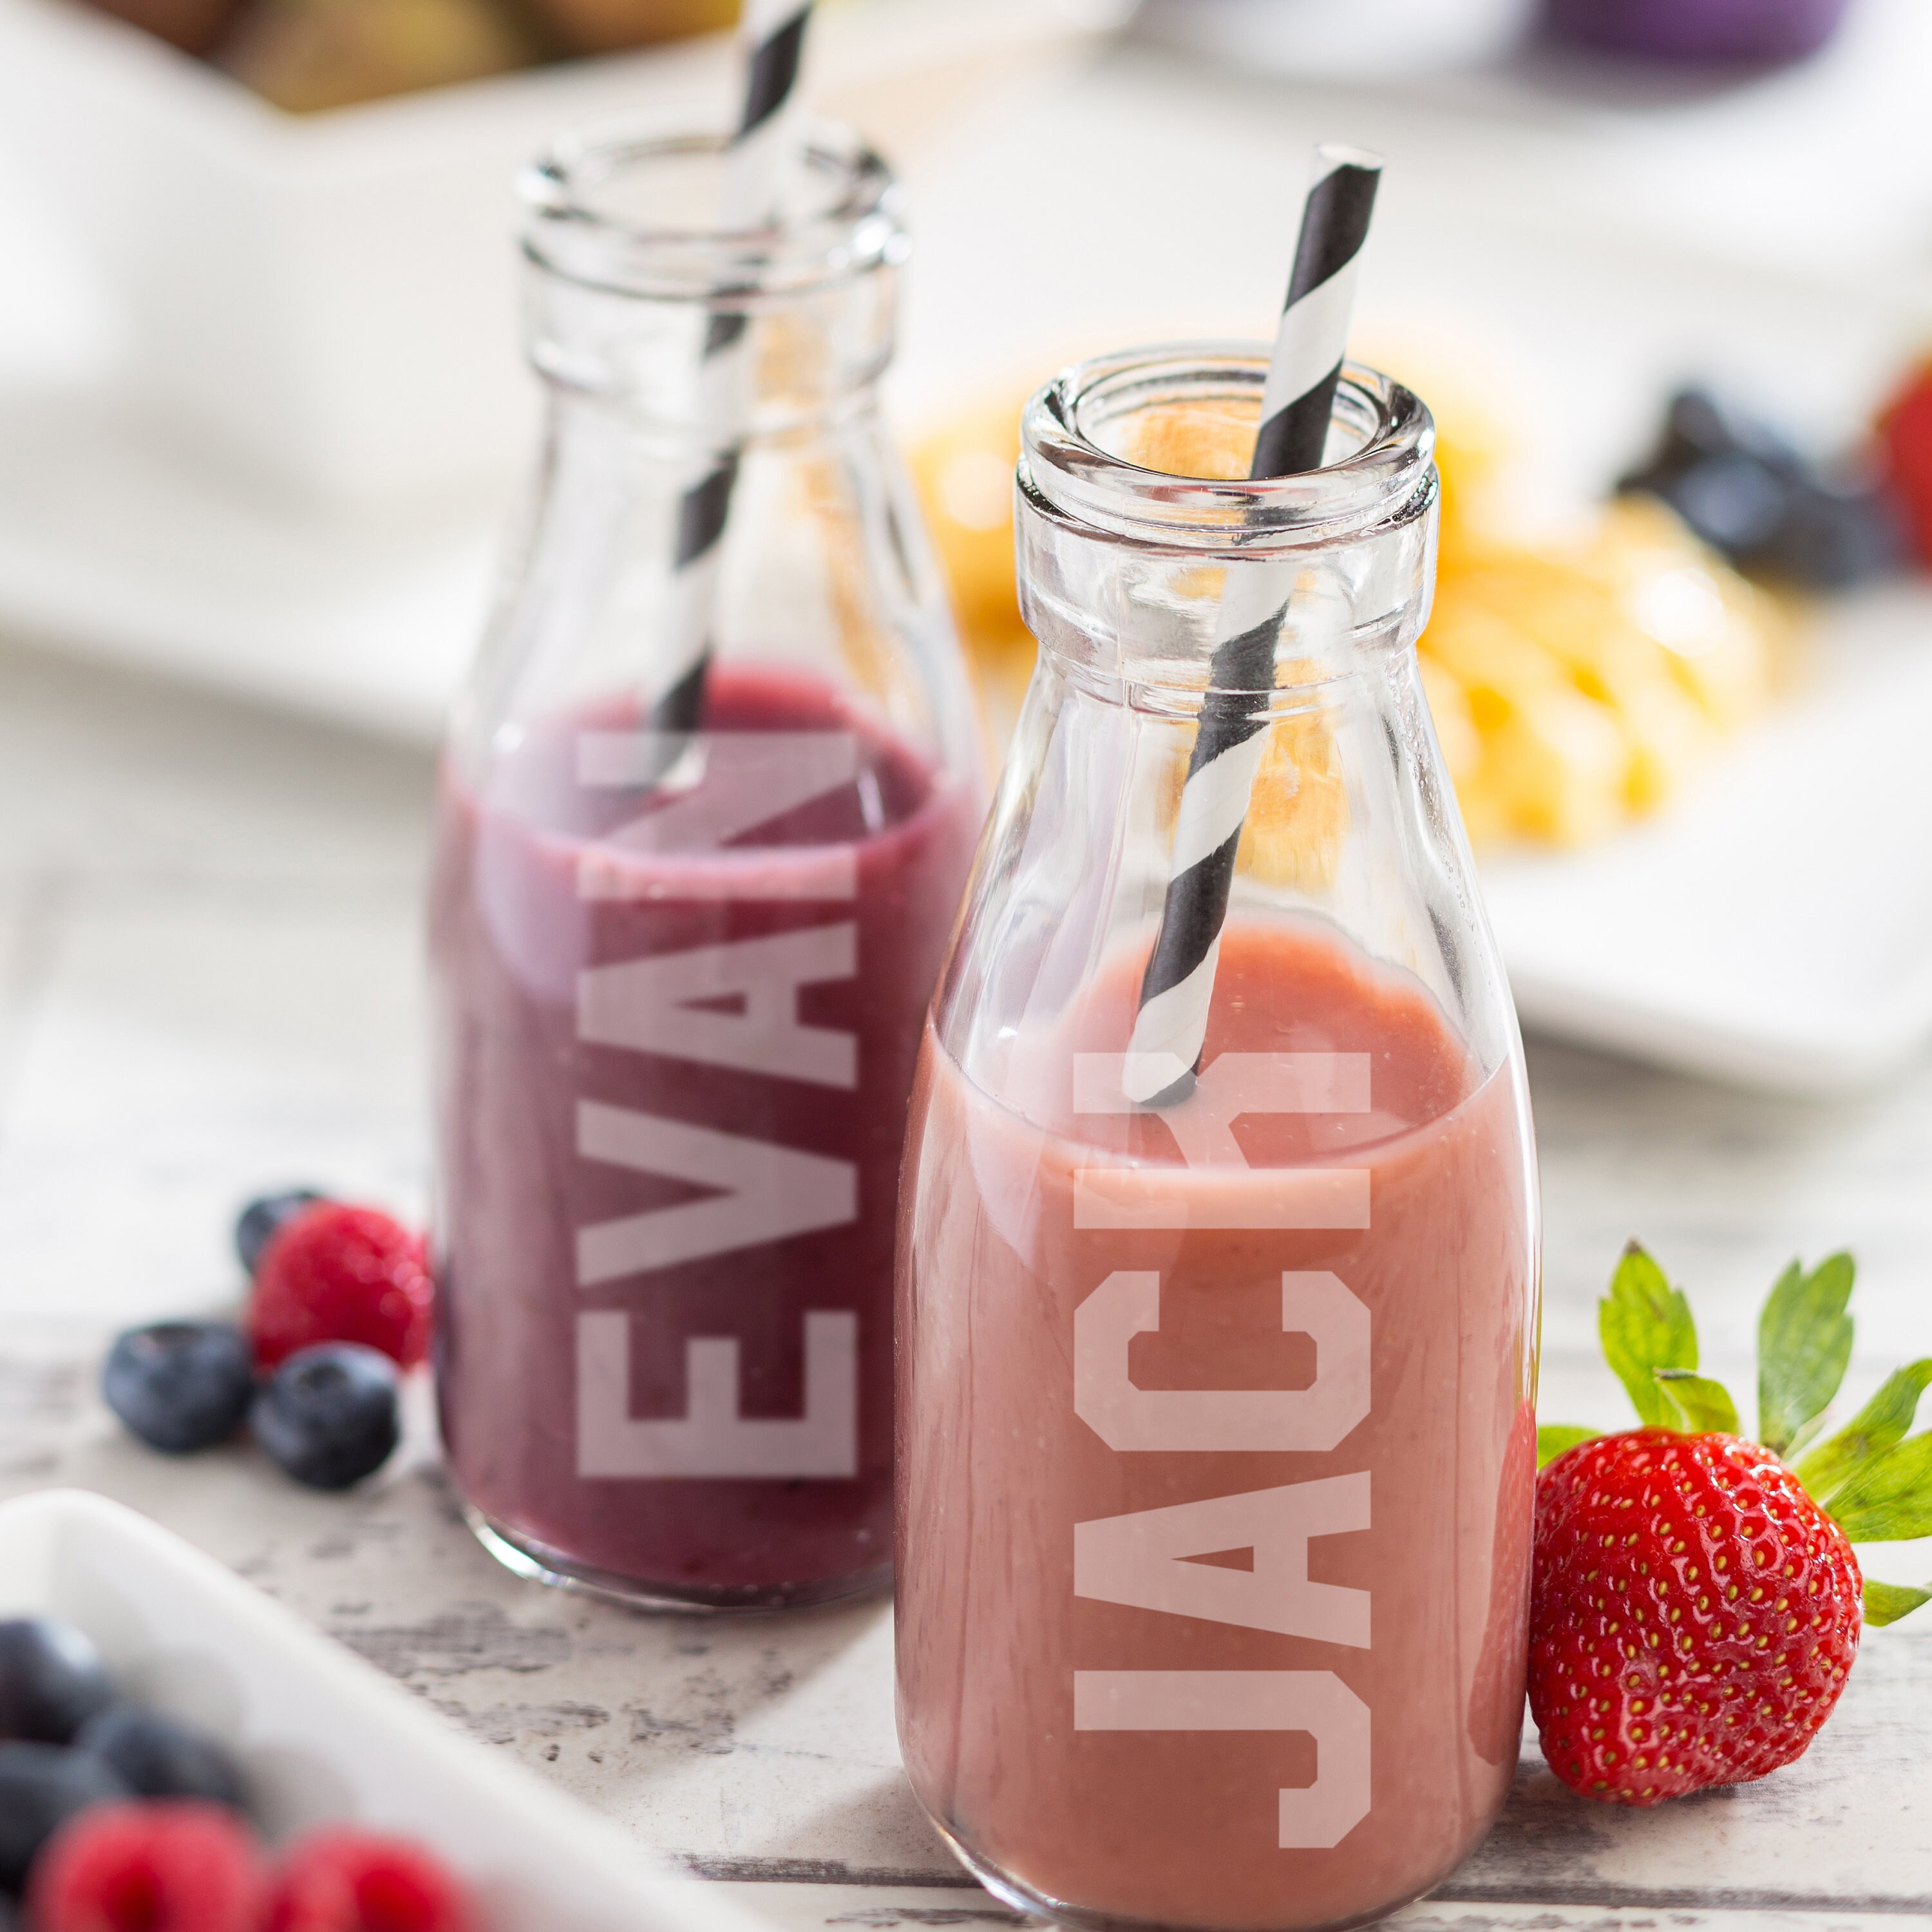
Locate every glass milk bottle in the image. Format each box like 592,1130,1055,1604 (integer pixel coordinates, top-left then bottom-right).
430,119,983,1611
896,348,1539,1927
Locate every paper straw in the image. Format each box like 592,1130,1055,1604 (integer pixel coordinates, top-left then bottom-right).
649,0,815,735
1122,144,1381,1108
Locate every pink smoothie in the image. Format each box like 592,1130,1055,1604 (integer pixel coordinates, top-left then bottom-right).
896,922,1537,1927
432,663,981,1606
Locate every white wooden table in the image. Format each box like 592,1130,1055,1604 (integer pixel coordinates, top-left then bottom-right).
0,632,1927,1930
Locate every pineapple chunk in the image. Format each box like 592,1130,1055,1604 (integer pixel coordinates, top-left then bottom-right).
1479,685,1630,848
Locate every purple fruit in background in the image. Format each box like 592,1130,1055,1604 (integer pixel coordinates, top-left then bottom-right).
1543,0,1855,63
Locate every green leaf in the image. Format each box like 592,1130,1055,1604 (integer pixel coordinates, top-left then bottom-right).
1757,1253,1855,1456
1795,1359,1932,1502
1600,1243,1698,1428
1653,1370,1741,1435
1824,1432,1932,1543
1537,1425,1599,1469
1863,1578,1932,1627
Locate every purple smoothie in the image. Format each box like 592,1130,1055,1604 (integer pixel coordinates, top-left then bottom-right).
430,662,981,1607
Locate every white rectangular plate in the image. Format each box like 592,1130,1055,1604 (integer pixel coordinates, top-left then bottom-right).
0,1488,779,1932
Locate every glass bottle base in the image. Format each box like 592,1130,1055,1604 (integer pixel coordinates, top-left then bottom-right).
461,1505,892,1615
920,1807,1441,1932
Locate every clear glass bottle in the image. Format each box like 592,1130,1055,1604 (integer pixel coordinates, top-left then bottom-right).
896,347,1540,1927
430,118,983,1611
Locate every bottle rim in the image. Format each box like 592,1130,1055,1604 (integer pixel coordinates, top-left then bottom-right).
1019,345,1437,554
521,115,904,302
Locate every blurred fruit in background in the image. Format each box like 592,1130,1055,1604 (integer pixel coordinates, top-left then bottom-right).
1426,493,1778,846
72,0,748,109
1540,0,1855,64
908,394,1034,739
82,0,245,53
1618,388,1902,590
527,0,737,55
913,370,1785,850
219,0,535,112
1875,361,1932,565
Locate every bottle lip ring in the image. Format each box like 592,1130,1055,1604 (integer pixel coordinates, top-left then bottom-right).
1019,344,1437,553
521,115,904,301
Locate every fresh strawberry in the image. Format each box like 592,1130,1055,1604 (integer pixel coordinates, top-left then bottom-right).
249,1204,432,1372
263,1828,473,1932
1532,1428,1860,1803
26,1799,264,1932
1533,1245,1932,1806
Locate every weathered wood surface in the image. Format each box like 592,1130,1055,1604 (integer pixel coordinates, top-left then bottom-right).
1,636,1929,1929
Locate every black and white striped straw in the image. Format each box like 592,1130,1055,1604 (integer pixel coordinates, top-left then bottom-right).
1122,144,1381,1108
649,0,814,736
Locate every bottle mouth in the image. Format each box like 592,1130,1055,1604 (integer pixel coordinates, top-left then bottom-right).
522,115,904,302
1019,345,1436,553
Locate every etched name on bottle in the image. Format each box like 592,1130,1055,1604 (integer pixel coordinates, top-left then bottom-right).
1070,1052,1374,1848
571,730,861,1480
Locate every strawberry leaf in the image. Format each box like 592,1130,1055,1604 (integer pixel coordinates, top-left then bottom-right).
1757,1253,1855,1456
1823,1432,1932,1543
1795,1359,1932,1504
1600,1243,1698,1428
1537,1424,1598,1469
1654,1369,1740,1435
1864,1578,1932,1627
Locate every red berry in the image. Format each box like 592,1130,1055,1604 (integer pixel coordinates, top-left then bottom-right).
264,1830,473,1932
1877,363,1932,563
251,1204,432,1372
1530,1429,1861,1806
26,1800,263,1932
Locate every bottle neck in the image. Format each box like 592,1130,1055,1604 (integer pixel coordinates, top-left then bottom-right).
1016,352,1438,713
518,117,905,444
527,264,896,448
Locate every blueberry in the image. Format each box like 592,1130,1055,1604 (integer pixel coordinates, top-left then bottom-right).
234,1189,326,1277
1659,451,1790,554
0,1741,129,1889
0,1620,114,1746
1632,386,1803,480
102,1322,256,1455
251,1343,399,1490
1765,477,1906,587
75,1705,246,1810
1620,386,1904,588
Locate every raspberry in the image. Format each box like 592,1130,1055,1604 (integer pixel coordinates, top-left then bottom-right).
26,1800,263,1932
263,1829,474,1932
1530,1429,1861,1805
1878,362,1932,562
250,1204,432,1371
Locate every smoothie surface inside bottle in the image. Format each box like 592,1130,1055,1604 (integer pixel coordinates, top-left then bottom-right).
430,117,983,1611
895,347,1540,1929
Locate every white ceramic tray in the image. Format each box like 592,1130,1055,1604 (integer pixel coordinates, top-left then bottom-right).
0,1487,778,1932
